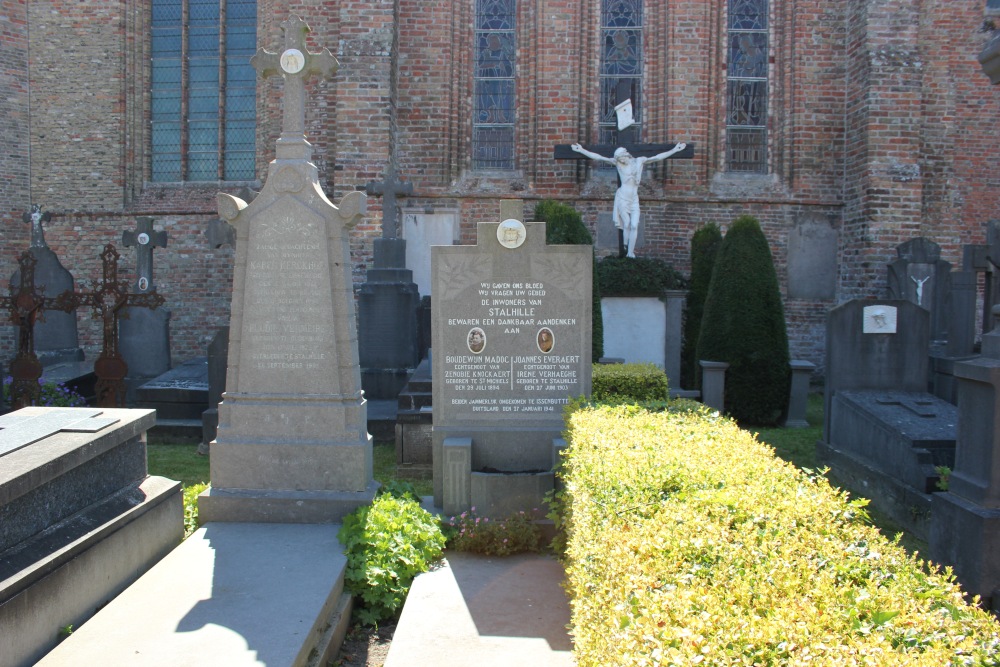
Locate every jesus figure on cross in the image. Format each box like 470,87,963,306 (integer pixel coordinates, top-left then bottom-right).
571,142,687,258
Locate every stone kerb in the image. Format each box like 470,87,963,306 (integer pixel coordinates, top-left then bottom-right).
431,221,592,517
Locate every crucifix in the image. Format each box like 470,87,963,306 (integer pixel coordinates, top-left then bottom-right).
554,80,693,258
22,204,52,249
55,244,166,407
366,164,413,240
250,15,338,160
122,217,168,293
0,252,60,409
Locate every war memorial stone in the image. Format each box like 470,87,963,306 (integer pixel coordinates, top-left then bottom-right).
432,209,592,517
199,16,376,523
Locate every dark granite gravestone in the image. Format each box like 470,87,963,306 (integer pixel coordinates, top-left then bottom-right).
819,300,951,540
432,212,592,517
358,166,420,400
886,237,952,343
136,357,209,425
119,217,172,403
10,206,83,366
394,353,432,478
0,406,180,667
201,327,229,449
931,307,1000,609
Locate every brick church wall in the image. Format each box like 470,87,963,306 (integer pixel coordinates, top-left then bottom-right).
2,0,1000,382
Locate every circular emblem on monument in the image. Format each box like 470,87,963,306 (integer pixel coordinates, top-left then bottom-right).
137,232,150,245
138,277,149,292
467,327,486,354
497,219,526,249
280,48,306,74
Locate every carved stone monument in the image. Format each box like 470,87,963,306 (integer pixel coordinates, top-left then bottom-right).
199,16,376,523
432,202,592,517
886,237,952,343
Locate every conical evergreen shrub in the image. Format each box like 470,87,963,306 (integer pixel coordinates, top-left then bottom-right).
696,215,789,425
681,223,722,390
534,201,604,360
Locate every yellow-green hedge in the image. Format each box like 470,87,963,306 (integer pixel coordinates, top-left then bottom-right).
562,404,1000,666
592,362,670,403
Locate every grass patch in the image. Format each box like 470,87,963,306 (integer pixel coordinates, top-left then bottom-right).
147,440,210,488
373,439,432,497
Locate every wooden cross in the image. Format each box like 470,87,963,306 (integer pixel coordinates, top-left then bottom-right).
0,252,60,409
366,164,414,239
251,15,338,159
55,244,166,407
122,217,168,293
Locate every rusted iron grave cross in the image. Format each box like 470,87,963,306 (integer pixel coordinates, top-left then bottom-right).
56,244,166,407
251,14,338,158
0,252,61,409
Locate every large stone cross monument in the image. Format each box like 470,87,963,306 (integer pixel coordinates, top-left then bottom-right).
200,16,376,523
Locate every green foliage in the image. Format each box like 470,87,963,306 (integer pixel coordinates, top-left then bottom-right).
935,466,952,492
696,215,790,425
591,363,669,403
534,200,604,360
338,494,446,626
443,508,542,556
3,376,87,407
561,403,1000,666
681,223,723,389
183,483,208,538
596,256,687,298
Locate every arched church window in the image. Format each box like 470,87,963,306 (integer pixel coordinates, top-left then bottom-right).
600,0,643,146
726,0,768,173
151,0,257,182
472,0,516,170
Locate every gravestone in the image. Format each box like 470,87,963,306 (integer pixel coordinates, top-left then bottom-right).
135,357,209,436
402,209,460,297
201,327,229,449
819,300,955,540
10,206,83,366
931,307,1000,608
358,165,420,400
0,406,180,667
886,237,951,343
199,16,376,523
432,211,592,517
119,217,172,403
786,212,838,300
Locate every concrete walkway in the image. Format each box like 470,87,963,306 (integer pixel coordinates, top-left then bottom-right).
385,551,574,667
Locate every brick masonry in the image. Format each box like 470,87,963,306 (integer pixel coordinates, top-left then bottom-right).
2,0,1000,381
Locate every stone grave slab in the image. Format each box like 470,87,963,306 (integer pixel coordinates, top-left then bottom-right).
136,357,209,421
432,219,592,516
0,407,180,667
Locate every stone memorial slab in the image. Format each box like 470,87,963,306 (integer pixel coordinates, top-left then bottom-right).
402,210,459,297
0,409,119,457
786,213,838,300
199,16,376,524
432,219,592,516
886,237,952,342
120,217,172,389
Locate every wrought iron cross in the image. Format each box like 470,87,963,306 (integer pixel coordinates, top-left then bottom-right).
366,165,413,239
251,15,338,156
0,252,60,409
55,244,166,407
122,217,168,293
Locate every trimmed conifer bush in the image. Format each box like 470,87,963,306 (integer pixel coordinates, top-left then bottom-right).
595,256,686,297
534,200,604,360
681,223,722,389
696,215,790,425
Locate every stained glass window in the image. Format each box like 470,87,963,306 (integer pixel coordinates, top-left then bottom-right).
726,0,768,172
151,0,257,182
600,0,642,146
473,0,516,170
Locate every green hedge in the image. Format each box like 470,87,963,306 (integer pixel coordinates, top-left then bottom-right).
597,256,687,297
681,223,722,389
561,404,1000,666
534,200,603,360
591,363,669,403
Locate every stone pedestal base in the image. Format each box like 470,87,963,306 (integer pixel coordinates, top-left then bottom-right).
199,482,379,524
930,492,1000,608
